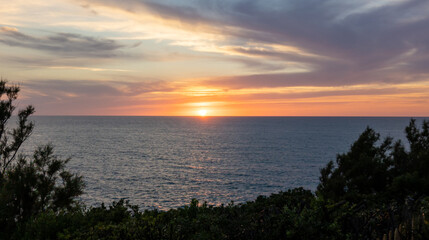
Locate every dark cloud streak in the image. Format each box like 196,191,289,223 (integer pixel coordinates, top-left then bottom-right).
0,27,124,58
79,0,429,87
24,79,173,98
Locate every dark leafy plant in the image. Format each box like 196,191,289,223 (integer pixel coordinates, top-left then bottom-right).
317,119,429,239
317,120,429,203
0,79,34,175
0,79,84,239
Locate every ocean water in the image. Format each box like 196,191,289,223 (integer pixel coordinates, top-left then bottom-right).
19,117,427,210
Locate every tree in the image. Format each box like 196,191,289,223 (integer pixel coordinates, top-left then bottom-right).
0,80,34,175
316,127,393,202
317,120,429,203
0,79,84,238
316,120,429,239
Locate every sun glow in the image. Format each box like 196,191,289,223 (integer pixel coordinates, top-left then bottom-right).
198,109,208,116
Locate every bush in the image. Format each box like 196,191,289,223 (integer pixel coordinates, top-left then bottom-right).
317,120,429,203
0,79,84,239
317,119,429,239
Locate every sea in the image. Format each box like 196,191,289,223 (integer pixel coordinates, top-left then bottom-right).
19,116,428,210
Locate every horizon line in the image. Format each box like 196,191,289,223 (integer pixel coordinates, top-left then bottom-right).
29,115,429,118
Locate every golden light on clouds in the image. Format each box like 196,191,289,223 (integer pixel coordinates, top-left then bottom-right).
1,0,428,116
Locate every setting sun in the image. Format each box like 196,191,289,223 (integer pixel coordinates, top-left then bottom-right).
198,109,208,116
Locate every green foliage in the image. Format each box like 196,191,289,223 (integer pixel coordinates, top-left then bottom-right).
23,189,345,240
0,80,34,175
317,120,429,203
0,79,84,239
317,119,429,239
317,127,392,202
1,145,84,219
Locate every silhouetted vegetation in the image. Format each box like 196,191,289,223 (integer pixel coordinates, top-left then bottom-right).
0,79,428,239
0,80,84,239
317,120,429,239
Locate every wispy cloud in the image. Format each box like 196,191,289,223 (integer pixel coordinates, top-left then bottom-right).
0,26,125,58
23,79,173,98
19,76,429,116
2,0,429,115
75,0,429,85
20,79,179,115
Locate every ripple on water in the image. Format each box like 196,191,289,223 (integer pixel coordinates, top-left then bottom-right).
20,116,424,210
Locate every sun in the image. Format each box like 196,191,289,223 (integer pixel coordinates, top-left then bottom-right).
198,109,208,116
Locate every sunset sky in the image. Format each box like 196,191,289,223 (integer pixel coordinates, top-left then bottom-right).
1,0,429,116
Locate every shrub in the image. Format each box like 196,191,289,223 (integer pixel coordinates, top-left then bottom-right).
0,79,84,239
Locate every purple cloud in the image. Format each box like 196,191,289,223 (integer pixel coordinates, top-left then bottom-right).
0,27,124,58
79,0,429,87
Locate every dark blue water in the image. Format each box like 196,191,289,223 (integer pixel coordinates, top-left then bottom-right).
20,117,427,210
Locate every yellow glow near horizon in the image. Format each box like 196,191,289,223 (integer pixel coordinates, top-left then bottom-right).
198,109,208,116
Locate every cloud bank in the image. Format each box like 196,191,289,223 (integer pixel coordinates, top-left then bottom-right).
77,0,429,86
1,0,428,115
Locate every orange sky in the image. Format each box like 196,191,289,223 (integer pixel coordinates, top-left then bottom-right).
1,0,429,116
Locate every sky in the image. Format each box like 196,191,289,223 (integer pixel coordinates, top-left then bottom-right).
1,0,429,116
